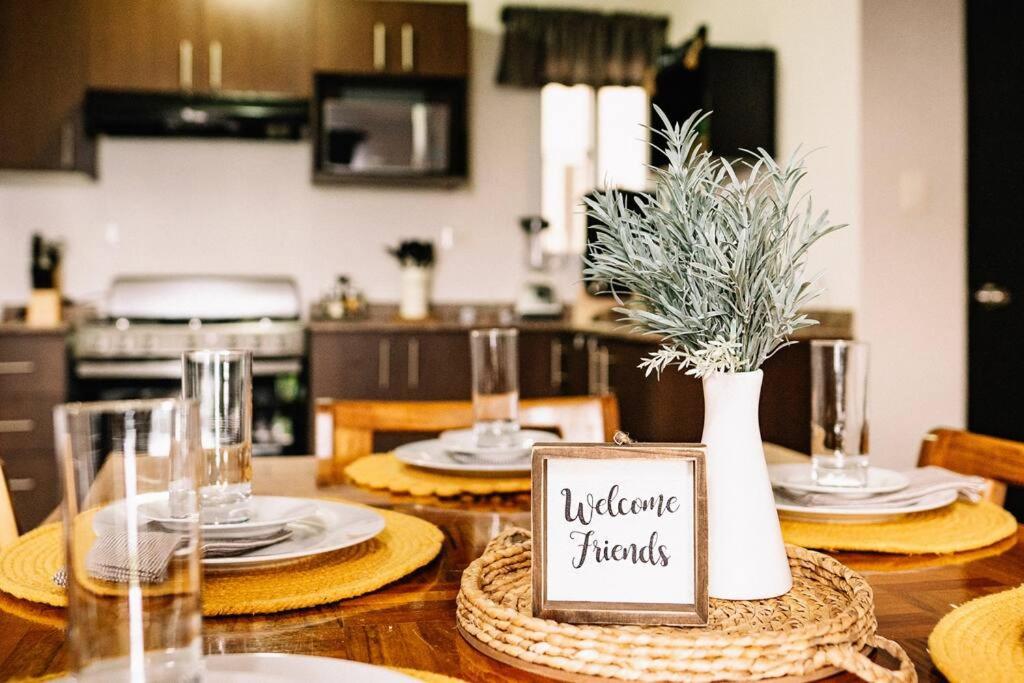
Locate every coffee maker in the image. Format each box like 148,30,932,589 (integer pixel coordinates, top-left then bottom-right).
514,216,564,319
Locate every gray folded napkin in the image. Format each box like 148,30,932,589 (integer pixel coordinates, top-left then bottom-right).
776,466,988,509
53,527,293,588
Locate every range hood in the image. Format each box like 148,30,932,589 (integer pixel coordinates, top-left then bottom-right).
84,89,309,139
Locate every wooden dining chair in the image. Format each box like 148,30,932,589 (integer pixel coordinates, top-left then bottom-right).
0,460,20,548
918,428,1024,506
314,395,621,484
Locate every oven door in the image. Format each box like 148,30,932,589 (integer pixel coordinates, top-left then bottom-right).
72,358,306,455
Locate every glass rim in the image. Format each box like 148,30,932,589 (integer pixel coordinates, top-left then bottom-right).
810,338,869,349
54,397,196,418
182,348,254,361
469,327,519,339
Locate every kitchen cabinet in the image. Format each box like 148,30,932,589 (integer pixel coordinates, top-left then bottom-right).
0,330,68,531
0,0,92,172
314,0,469,77
86,0,313,95
85,0,203,92
201,0,313,95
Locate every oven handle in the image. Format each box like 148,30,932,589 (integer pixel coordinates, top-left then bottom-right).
75,358,302,379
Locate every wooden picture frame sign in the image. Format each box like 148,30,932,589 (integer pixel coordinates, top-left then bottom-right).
531,442,708,626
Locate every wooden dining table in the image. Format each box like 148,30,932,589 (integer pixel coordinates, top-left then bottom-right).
0,455,1020,682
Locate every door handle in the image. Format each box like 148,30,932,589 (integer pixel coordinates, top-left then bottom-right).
401,23,414,72
0,419,34,434
373,23,387,71
407,338,420,389
549,338,564,389
179,39,194,90
378,339,391,390
209,40,223,90
0,361,34,375
974,282,1012,309
7,477,36,492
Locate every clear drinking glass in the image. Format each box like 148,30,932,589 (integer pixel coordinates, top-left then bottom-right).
810,340,870,487
182,349,253,524
470,328,520,448
54,398,203,682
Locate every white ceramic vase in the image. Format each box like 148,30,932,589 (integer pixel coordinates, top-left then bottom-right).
701,369,792,600
399,266,432,320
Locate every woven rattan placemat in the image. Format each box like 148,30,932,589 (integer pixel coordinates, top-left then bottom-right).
345,453,530,496
928,583,1024,683
457,528,915,683
0,504,443,616
780,500,1017,554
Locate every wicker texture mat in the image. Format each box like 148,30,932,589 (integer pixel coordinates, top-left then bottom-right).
928,584,1024,683
0,506,443,616
457,528,915,682
780,500,1017,554
345,453,530,496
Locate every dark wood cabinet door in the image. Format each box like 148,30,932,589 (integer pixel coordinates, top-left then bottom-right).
0,0,88,171
519,331,564,398
314,0,393,74
203,0,313,95
402,332,471,400
86,0,203,92
397,2,468,77
309,331,396,401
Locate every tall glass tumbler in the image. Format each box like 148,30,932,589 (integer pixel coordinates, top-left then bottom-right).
54,398,203,682
182,350,253,524
810,340,870,487
470,328,520,448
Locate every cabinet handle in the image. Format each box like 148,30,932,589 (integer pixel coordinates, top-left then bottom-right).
179,39,194,90
401,23,414,72
550,338,563,389
586,338,599,395
378,339,391,390
599,347,612,395
373,23,387,71
0,419,34,434
0,361,34,375
7,477,35,492
209,40,223,90
60,121,75,169
407,338,420,389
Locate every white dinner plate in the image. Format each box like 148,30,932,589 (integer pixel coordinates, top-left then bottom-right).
94,497,385,567
768,463,910,496
53,653,418,683
394,439,533,475
775,488,958,523
138,495,318,539
438,428,560,461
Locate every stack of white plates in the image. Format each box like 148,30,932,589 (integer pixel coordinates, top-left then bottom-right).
93,493,385,567
393,428,561,476
768,463,956,523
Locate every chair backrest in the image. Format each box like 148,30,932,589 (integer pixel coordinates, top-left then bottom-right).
918,428,1024,506
0,461,20,547
315,395,621,483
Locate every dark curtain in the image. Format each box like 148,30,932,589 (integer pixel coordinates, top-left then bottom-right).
497,7,669,88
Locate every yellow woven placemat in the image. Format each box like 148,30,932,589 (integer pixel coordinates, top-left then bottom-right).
0,505,443,616
928,584,1024,683
345,453,530,497
781,500,1018,554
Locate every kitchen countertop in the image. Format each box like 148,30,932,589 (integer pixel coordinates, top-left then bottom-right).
308,304,853,343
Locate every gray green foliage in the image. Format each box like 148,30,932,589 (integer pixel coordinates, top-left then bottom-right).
583,109,844,378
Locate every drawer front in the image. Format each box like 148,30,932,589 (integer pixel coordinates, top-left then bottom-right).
2,451,60,531
0,397,58,451
0,335,67,396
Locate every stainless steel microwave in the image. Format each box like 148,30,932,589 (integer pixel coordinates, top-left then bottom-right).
314,75,467,185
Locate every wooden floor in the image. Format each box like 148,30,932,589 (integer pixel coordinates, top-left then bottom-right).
0,456,1020,681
